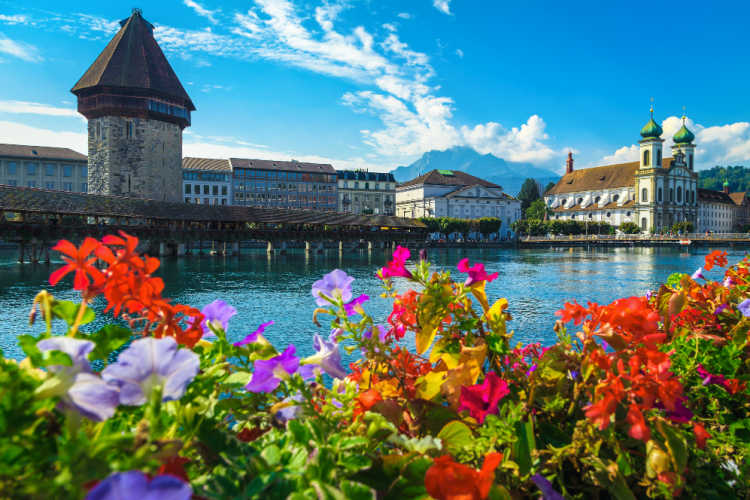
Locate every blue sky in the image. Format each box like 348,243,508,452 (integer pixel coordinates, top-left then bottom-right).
0,0,749,174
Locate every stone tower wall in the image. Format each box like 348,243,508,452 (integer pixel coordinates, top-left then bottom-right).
87,116,183,202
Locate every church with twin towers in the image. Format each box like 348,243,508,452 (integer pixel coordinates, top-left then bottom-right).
71,8,194,203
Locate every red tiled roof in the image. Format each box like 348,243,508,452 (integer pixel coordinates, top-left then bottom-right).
398,169,501,189
546,158,673,195
552,199,635,213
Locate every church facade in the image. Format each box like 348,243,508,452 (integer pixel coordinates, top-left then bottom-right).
545,111,699,232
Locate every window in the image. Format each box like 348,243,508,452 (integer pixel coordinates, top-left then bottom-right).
7,180,16,186
7,162,16,175
613,194,619,202
643,149,650,167
126,121,134,139
185,184,191,194
221,186,228,195
213,185,218,195
595,196,601,203
26,163,37,176
677,186,682,202
658,188,663,202
63,182,73,191
45,182,55,190
81,183,87,192
606,212,611,217
81,166,88,177
689,154,694,170
577,197,583,204
221,199,227,205
27,181,36,188
656,149,662,166
641,188,648,203
185,197,191,203
63,165,72,177
670,188,674,202
203,185,209,195
45,164,56,176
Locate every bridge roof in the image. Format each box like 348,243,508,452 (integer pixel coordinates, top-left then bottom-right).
0,185,424,228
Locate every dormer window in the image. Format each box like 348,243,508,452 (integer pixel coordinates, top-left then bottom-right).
613,194,619,202
595,196,601,203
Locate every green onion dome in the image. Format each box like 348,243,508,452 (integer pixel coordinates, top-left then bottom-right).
673,121,695,144
640,116,663,139
723,180,729,187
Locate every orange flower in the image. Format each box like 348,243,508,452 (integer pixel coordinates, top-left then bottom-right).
353,388,382,419
693,422,710,449
704,250,728,271
49,238,105,292
424,452,502,500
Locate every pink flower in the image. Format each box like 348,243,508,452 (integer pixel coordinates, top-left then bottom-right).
457,258,498,287
378,246,413,280
697,364,727,387
458,372,510,423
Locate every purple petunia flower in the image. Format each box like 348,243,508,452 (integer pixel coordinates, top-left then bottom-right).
715,303,728,316
343,294,369,316
311,269,354,306
526,364,538,376
364,325,388,344
723,277,734,288
645,289,654,300
691,268,705,280
738,298,750,317
86,470,191,500
198,299,237,338
302,333,347,379
102,337,199,406
273,394,304,423
37,337,119,422
531,474,564,500
662,397,693,423
234,320,274,347
245,345,300,393
697,364,727,387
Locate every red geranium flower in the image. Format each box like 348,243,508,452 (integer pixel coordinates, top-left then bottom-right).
424,452,502,500
704,250,728,271
49,237,105,292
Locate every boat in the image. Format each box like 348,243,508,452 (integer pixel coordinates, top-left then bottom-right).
679,239,692,246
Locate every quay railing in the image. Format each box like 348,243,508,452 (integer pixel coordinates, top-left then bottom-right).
521,233,750,242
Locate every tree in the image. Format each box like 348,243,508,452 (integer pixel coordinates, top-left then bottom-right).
517,178,541,214
544,181,556,194
525,199,549,220
478,217,502,238
619,222,641,234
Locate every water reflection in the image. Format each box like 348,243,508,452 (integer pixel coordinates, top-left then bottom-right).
0,246,742,360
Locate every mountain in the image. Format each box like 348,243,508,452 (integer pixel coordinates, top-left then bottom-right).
698,165,750,192
390,146,559,196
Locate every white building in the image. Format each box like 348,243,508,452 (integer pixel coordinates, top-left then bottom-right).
698,186,736,233
337,170,396,215
545,111,699,232
182,157,232,205
0,144,88,193
396,169,521,232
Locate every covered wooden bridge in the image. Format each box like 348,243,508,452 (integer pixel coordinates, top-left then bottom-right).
0,186,426,261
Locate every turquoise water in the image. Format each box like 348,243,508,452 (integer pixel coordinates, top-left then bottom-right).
0,246,744,360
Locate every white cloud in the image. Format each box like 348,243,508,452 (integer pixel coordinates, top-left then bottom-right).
396,12,411,19
0,100,80,118
433,0,452,15
0,33,41,62
0,120,86,153
382,23,396,32
184,0,219,24
0,14,28,25
455,48,463,58
461,115,559,164
600,116,750,169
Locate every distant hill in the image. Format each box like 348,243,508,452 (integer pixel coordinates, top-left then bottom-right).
390,146,559,196
698,165,750,192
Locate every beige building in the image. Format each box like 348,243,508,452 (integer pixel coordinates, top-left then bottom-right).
396,169,521,228
545,112,699,231
337,170,396,215
698,186,737,233
0,144,88,193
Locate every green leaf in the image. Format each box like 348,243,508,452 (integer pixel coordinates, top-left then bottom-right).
40,350,72,368
261,444,281,466
340,480,376,500
339,453,372,472
437,420,473,456
18,334,43,366
223,371,252,387
512,419,535,476
52,300,95,327
88,325,132,361
488,484,512,500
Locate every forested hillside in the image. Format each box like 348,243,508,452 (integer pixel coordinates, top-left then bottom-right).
698,165,750,192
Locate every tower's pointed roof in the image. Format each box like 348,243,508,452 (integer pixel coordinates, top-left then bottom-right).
71,9,194,110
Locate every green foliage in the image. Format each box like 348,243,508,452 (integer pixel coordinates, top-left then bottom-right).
524,199,549,220
517,178,541,213
418,217,503,239
619,222,642,234
671,221,694,233
512,218,613,236
698,165,750,192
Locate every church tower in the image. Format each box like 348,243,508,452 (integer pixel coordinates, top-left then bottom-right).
71,9,195,202
639,106,663,170
672,115,696,171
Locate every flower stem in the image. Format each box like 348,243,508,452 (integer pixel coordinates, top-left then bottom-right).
68,298,88,337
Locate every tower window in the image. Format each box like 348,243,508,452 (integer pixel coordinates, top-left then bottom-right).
677,187,682,202
669,188,674,202
641,188,648,203
658,188,663,202
689,154,694,170
656,149,662,166
643,149,650,167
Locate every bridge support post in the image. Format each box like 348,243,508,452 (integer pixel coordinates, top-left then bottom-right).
305,241,311,255
232,242,239,256
159,242,167,257
279,241,288,255
44,245,50,264
338,240,343,254
267,241,274,255
177,243,186,256
368,241,373,253
18,242,25,264
316,242,324,254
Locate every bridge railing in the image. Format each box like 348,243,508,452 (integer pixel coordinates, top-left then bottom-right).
521,232,750,242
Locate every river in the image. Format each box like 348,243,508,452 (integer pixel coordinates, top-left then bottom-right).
0,246,743,360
